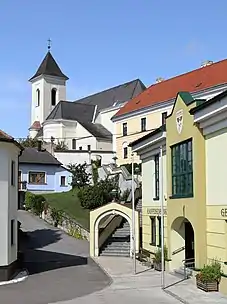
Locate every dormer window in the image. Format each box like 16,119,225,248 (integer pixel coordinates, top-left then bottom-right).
51,88,57,106
36,89,40,107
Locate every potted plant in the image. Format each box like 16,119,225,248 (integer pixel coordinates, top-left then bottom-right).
196,260,222,292
153,245,168,271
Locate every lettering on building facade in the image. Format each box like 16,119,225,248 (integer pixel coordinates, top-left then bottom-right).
221,208,227,217
147,208,167,216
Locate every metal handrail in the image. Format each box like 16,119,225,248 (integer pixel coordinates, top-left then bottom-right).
172,246,185,255
182,257,195,279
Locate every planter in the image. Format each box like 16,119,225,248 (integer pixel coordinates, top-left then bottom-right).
196,278,219,292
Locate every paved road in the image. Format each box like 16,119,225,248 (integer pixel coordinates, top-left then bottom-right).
0,211,110,304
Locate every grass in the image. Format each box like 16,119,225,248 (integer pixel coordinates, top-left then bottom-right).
43,190,90,230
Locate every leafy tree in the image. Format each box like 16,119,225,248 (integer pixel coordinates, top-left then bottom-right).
18,136,39,148
78,177,119,210
55,140,68,151
68,163,91,188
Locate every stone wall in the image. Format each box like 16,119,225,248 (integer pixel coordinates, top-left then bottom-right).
41,209,90,241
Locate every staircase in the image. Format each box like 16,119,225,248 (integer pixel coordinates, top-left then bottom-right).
100,220,130,257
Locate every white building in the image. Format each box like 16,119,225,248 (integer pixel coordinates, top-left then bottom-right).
0,130,22,281
29,50,146,166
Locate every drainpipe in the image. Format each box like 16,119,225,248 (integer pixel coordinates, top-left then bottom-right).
131,153,136,275
160,145,165,288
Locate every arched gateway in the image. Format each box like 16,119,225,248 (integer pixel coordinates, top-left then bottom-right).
90,202,139,257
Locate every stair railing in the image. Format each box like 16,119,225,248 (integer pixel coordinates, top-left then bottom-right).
172,246,185,255
182,257,195,279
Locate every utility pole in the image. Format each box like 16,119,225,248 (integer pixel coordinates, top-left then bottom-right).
131,153,136,275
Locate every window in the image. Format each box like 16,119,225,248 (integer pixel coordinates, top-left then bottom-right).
162,112,168,125
123,123,127,136
36,89,40,107
150,217,156,245
72,139,76,149
29,172,46,184
51,88,57,106
141,117,146,132
87,145,91,151
171,139,193,197
60,176,66,186
79,146,82,150
154,154,159,199
18,170,22,189
157,216,162,247
11,161,15,186
123,147,128,159
11,220,15,245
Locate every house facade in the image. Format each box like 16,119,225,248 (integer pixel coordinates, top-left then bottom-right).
131,90,227,295
29,50,146,162
0,130,22,281
113,59,227,165
19,146,72,194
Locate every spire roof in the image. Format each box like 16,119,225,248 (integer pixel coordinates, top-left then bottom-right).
29,51,69,81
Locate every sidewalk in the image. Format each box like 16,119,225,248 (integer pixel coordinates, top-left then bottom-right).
93,257,227,304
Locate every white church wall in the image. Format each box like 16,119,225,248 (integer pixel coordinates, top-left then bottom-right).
54,151,115,167
96,139,113,151
43,121,64,143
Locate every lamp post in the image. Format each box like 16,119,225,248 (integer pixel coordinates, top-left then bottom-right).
131,153,136,275
160,145,165,289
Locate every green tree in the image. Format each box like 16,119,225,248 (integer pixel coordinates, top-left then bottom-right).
68,163,91,188
18,136,39,148
55,140,68,151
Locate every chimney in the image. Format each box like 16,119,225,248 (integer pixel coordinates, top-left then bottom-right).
201,60,213,68
37,141,42,151
156,77,165,83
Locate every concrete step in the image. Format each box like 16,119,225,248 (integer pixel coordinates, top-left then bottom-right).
106,242,130,247
100,251,130,257
174,267,192,278
102,247,130,252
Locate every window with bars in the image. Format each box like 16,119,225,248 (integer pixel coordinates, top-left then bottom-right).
29,172,46,184
154,154,159,199
60,176,66,186
141,117,146,132
72,139,76,149
171,139,193,197
123,147,128,159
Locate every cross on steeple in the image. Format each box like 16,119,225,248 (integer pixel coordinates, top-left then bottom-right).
47,38,52,51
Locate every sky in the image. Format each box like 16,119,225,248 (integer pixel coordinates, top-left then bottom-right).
1,0,227,138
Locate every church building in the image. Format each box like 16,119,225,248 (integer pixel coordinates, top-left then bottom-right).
28,49,146,161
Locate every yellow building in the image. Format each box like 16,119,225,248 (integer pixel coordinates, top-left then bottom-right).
112,59,227,165
131,90,227,294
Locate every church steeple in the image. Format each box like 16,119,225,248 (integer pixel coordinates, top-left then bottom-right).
29,51,69,82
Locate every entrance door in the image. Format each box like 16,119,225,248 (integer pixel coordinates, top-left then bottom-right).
184,221,194,263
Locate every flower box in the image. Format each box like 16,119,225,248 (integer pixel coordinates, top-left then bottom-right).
196,278,219,292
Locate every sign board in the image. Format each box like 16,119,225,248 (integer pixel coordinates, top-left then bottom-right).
147,208,167,216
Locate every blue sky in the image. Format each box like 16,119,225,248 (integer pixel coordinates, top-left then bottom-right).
1,0,227,138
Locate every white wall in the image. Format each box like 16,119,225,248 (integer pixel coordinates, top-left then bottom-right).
205,128,227,205
54,151,115,167
0,142,20,266
31,75,66,126
142,152,167,208
96,139,113,151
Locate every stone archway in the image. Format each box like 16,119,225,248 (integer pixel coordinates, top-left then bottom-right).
90,202,139,257
170,216,195,269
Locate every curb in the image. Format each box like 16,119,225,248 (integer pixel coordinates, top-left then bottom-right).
91,257,113,287
0,270,28,287
163,288,190,304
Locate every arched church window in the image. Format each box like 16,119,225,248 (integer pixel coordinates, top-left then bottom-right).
51,88,57,106
36,89,40,107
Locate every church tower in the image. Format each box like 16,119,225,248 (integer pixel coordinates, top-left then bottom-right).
29,47,68,138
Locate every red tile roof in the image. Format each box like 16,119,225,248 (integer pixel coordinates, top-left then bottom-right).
114,59,227,118
30,121,41,130
0,129,23,150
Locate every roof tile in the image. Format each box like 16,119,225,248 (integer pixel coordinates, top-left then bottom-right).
114,59,227,118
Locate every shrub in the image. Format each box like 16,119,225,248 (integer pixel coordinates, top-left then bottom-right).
153,245,168,263
32,195,46,215
120,189,130,202
50,207,64,227
78,178,119,210
25,192,36,210
196,260,222,283
68,163,91,188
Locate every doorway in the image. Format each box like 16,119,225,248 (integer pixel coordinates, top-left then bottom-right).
184,221,195,265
